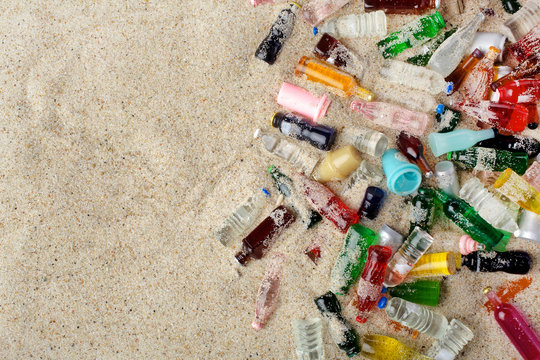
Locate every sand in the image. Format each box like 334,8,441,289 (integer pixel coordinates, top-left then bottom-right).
0,0,539,359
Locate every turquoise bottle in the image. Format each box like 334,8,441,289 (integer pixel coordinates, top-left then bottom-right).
428,128,495,157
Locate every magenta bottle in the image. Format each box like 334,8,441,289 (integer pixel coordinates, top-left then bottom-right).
484,287,540,360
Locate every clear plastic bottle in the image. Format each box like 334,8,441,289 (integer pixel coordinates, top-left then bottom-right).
428,319,474,360
380,60,452,95
494,168,540,215
292,318,325,360
504,0,540,41
343,160,384,189
302,0,350,26
378,225,404,255
373,82,437,112
459,177,520,233
407,28,457,67
428,11,487,77
459,46,500,101
252,253,286,330
315,11,387,38
434,161,460,197
341,126,389,157
385,297,449,338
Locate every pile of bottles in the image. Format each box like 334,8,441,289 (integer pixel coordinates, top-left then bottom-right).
221,0,540,358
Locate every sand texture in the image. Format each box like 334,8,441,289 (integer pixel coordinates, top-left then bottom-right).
0,0,539,359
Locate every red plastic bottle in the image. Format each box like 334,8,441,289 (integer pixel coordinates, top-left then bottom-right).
492,53,540,90
454,100,529,132
364,0,439,14
356,245,392,323
492,79,540,104
508,24,540,62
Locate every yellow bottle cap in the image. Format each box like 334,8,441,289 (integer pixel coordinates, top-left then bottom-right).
483,286,492,294
290,1,302,9
271,112,278,127
356,87,374,102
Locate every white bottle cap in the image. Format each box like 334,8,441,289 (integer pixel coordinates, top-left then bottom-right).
491,90,500,102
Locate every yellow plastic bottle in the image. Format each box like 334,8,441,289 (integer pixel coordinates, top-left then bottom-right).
361,334,432,360
408,252,461,278
295,56,374,101
494,168,540,215
313,145,363,183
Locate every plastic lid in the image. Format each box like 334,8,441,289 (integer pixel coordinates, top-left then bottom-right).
472,48,484,58
378,297,388,309
313,27,318,35
290,1,302,9
262,188,271,197
445,82,454,95
381,286,387,294
491,90,500,102
436,104,445,114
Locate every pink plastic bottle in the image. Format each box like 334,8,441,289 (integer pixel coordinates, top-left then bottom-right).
508,24,540,62
459,235,486,255
302,0,350,26
277,82,331,123
252,253,286,330
350,100,429,136
523,161,540,192
483,287,540,360
459,46,500,101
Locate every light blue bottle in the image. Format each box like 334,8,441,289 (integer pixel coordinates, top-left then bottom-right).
428,128,495,157
382,149,422,196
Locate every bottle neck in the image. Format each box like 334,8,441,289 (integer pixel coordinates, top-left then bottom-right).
484,289,503,307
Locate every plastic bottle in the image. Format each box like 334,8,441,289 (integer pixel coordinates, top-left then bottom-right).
372,82,437,112
302,0,350,26
434,105,460,133
476,132,540,158
358,187,386,220
271,112,337,151
350,100,429,136
428,128,495,157
428,11,487,77
277,82,331,123
384,227,434,287
341,126,389,157
459,235,486,255
459,46,500,101
295,56,374,101
523,161,540,191
459,177,520,233
313,33,366,79
444,49,484,94
385,297,449,338
501,0,522,13
313,145,363,182
356,245,392,323
468,33,507,61
380,60,453,95
330,223,378,295
474,169,502,185
450,100,529,133
491,79,540,104
443,0,465,17
483,287,540,360
409,252,460,278
344,160,384,187
493,168,540,215
507,24,540,62
364,0,439,13
382,149,422,196
378,225,404,255
504,0,540,41
296,173,360,232
397,132,434,177
315,11,387,38
515,209,540,243
448,147,529,175
387,280,441,307
409,189,436,234
407,28,457,67
435,161,460,197
491,53,540,90
462,250,531,274
252,253,286,330
314,292,361,357
235,205,296,265
255,3,301,65
361,334,432,360
377,11,445,59
292,318,324,360
428,319,474,360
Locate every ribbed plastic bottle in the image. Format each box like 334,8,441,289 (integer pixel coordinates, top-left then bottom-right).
302,0,350,26
385,297,449,338
459,177,519,233
313,33,366,79
494,168,540,215
292,318,324,360
428,319,474,360
380,60,452,95
341,126,389,157
504,0,540,41
459,46,500,101
316,11,387,38
344,160,384,187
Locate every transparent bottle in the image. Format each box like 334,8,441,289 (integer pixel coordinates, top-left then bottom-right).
494,168,540,215
252,253,286,330
372,82,437,112
523,161,540,192
316,11,387,38
345,160,384,186
434,161,460,197
448,147,529,175
507,24,540,62
428,319,474,360
407,28,457,67
428,11,487,77
361,334,432,360
459,46,500,101
292,318,324,360
459,177,519,233
380,60,452,95
408,252,460,278
384,227,434,287
302,0,350,26
378,225,404,255
504,0,540,41
385,297,449,338
341,126,389,157
451,100,529,133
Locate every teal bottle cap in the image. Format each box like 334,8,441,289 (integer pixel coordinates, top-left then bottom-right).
382,149,422,196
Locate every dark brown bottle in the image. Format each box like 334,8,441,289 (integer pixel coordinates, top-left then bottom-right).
397,131,434,178
313,33,364,78
235,205,295,265
476,130,540,158
365,0,439,14
462,251,531,274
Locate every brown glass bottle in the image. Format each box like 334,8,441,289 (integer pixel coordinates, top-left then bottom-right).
365,0,439,14
313,33,363,76
445,49,483,94
235,205,296,266
397,132,434,178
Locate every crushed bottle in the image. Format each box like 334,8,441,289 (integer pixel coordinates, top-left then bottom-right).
385,297,449,338
292,318,324,360
462,250,531,274
493,168,540,215
315,11,387,38
397,131,434,178
252,253,286,329
507,24,540,62
380,60,453,95
407,28,457,67
271,112,337,151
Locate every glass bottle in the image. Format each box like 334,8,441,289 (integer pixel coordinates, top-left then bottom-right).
491,79,540,104
302,0,350,26
459,235,485,255
448,147,529,174
408,189,436,234
252,253,286,330
459,46,500,101
501,0,522,13
407,28,457,67
387,280,441,307
397,132,434,177
255,129,319,175
428,11,487,77
408,252,460,278
372,82,437,112
459,177,520,233
385,297,449,338
313,145,363,183
523,161,540,191
428,128,495,157
526,103,539,129
271,112,337,151
434,161,460,197
341,126,389,157
380,60,453,95
504,0,540,42
330,223,378,295
444,49,484,94
358,187,386,220
313,33,366,79
378,225,404,255
377,11,445,59
434,104,460,133
462,250,531,274
314,292,361,357
361,334,432,360
350,100,429,136
356,245,392,323
384,227,434,287
428,319,474,360
364,0,439,13
507,24,540,62
451,100,529,133
491,53,540,90
315,11,387,38
493,168,540,214
255,3,301,65
483,287,540,360
292,318,324,360
235,205,296,265
476,131,540,158
295,56,373,101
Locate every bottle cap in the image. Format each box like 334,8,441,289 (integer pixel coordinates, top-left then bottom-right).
382,149,422,196
290,1,302,9
515,209,540,243
377,297,388,309
356,87,374,102
483,286,492,294
234,251,250,266
472,48,484,59
381,286,387,294
445,82,454,95
436,104,445,114
491,89,500,102
262,188,271,197
268,165,275,173
312,27,318,35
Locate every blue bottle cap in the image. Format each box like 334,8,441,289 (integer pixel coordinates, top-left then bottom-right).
262,188,271,198
312,27,318,35
445,82,454,95
381,286,387,294
436,104,445,114
378,296,388,309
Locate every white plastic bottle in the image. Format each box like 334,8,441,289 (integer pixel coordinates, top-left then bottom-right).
380,60,453,95
292,318,325,360
316,11,387,38
373,81,437,113
428,319,474,360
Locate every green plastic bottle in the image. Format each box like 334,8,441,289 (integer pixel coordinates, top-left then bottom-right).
448,147,529,175
330,223,379,295
408,188,437,234
406,28,457,66
387,280,441,307
377,11,445,59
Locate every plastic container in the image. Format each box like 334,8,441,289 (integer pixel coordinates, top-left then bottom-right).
382,149,422,196
277,82,331,123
